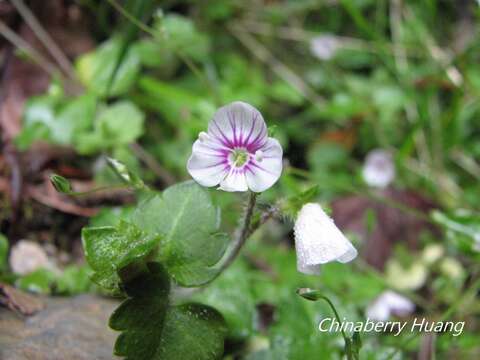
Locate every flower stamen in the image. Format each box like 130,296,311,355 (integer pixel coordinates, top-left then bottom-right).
230,148,249,167
199,131,209,142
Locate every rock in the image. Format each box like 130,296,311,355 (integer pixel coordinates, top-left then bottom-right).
0,294,119,360
9,240,50,275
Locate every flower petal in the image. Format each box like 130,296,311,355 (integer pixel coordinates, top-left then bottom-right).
366,290,415,321
218,170,248,192
245,138,283,192
208,101,267,150
187,139,229,187
294,203,357,275
362,149,395,188
297,262,322,275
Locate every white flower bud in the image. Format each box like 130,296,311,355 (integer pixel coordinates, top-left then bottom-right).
294,203,357,275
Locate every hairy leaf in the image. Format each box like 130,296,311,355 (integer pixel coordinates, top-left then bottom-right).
110,262,227,360
82,220,160,291
132,181,229,286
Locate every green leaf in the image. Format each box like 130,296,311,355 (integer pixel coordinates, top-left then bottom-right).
89,206,135,227
15,90,62,150
98,101,144,143
82,220,160,291
431,210,480,250
16,268,57,294
15,91,97,150
0,233,8,272
56,93,97,144
75,101,144,154
55,265,92,295
351,331,362,358
281,185,319,219
110,262,227,360
49,174,72,193
137,76,215,134
249,295,335,359
132,181,229,286
156,14,211,62
76,37,140,97
193,260,256,339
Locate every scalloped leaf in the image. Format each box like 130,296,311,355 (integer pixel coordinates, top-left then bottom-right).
82,220,160,291
131,181,229,286
110,262,226,360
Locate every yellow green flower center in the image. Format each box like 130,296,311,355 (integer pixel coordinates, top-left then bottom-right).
230,149,249,167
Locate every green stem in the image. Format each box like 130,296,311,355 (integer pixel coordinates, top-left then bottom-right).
106,0,219,103
63,184,131,197
385,276,480,359
297,289,355,360
219,192,257,272
203,192,257,284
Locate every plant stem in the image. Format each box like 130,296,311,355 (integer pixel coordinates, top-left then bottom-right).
63,184,131,197
10,0,75,79
105,0,219,104
297,289,356,360
245,204,278,239
219,192,257,273
0,20,58,76
201,192,258,285
385,275,480,360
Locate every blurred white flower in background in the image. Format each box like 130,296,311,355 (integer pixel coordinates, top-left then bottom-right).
474,236,480,251
294,203,357,275
9,240,50,275
386,260,427,291
440,258,464,280
421,244,444,265
362,149,395,188
366,290,415,321
310,34,340,61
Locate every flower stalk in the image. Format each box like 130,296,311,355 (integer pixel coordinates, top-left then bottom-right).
297,288,361,360
202,192,258,285
219,191,257,273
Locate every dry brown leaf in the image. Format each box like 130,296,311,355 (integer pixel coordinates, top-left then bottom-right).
0,283,44,316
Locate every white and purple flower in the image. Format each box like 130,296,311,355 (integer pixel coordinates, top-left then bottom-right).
187,101,283,192
362,149,395,188
366,290,415,321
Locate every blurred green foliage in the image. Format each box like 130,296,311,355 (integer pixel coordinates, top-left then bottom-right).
12,0,480,358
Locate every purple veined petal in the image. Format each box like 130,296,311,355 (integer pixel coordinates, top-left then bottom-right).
187,139,230,187
245,138,283,192
218,168,248,192
192,135,231,157
208,101,267,149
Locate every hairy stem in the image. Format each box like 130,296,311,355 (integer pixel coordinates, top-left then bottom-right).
200,192,258,285
220,192,257,272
